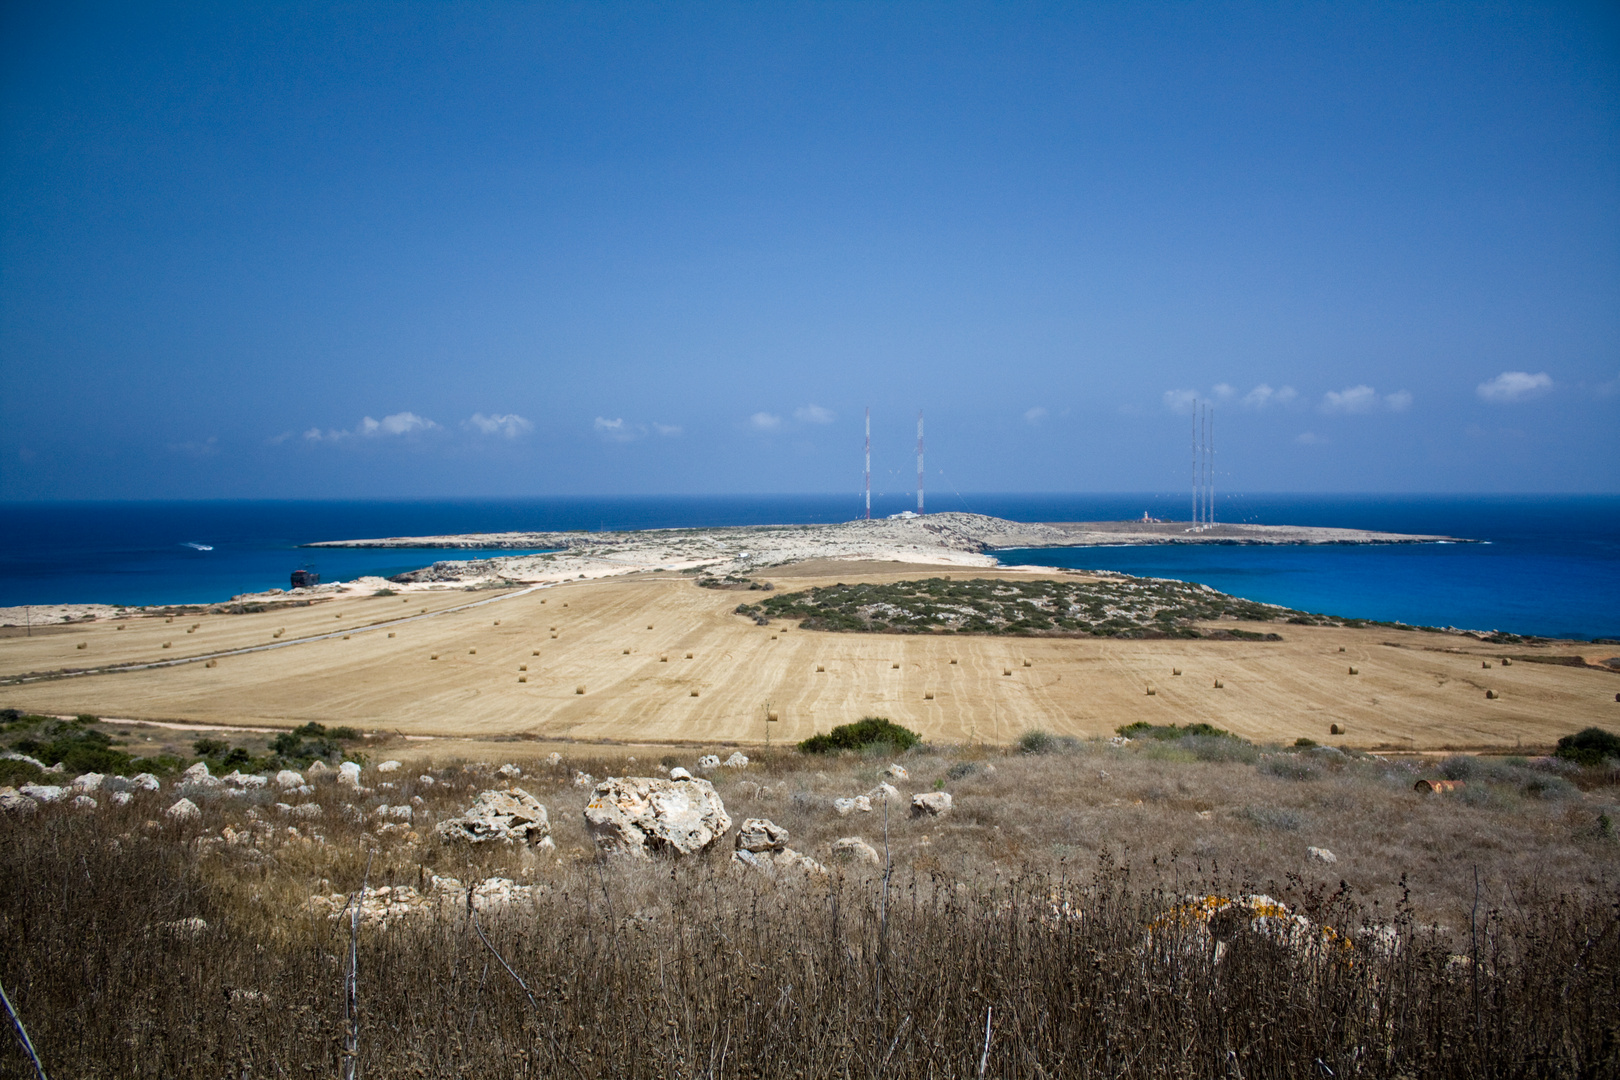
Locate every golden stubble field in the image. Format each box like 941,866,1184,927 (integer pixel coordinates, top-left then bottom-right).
2,562,1615,749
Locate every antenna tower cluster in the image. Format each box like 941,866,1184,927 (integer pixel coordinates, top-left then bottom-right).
916,411,924,514
1190,401,1214,530
860,408,928,518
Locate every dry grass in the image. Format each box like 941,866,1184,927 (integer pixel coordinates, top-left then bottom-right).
3,739,1618,1077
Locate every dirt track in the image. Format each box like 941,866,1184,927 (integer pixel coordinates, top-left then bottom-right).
0,564,1612,749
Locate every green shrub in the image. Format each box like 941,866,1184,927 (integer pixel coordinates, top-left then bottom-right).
1018,729,1056,755
1554,727,1620,767
1117,721,1232,741
799,717,920,755
193,737,230,758
12,721,137,775
0,757,46,785
1260,755,1320,782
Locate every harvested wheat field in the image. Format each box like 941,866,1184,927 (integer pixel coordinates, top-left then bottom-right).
2,563,1615,749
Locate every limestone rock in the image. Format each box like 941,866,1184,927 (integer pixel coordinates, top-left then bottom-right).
584,776,732,858
74,772,105,791
830,836,881,866
111,791,133,806
166,797,201,821
733,847,828,877
307,761,329,775
884,764,909,781
183,761,210,780
437,788,551,846
498,763,522,778
130,773,161,791
545,752,562,766
223,771,268,789
866,783,901,805
833,796,872,815
378,804,413,821
275,770,305,789
697,755,721,769
338,761,362,786
20,784,66,803
910,792,952,818
377,760,402,773
573,770,595,787
0,787,39,813
73,794,98,810
736,817,789,853
1307,846,1338,865
724,752,749,768
668,767,693,781
282,803,323,819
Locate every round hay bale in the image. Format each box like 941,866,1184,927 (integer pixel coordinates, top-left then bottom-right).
469,649,477,655
1348,666,1358,675
1482,660,1491,669
892,662,899,669
815,664,825,673
162,642,171,649
1172,668,1181,676
624,648,631,655
1485,689,1498,699
1213,678,1224,689
660,654,669,662
77,642,87,649
205,659,217,668
685,652,694,659
430,654,438,660
767,710,779,721
532,650,540,656
1330,723,1341,735
575,685,586,695
1502,657,1512,666
519,664,527,671
690,689,699,697
1145,684,1156,696
1023,659,1032,667
950,658,958,664
924,691,934,700
1003,668,1012,676
518,676,527,683
387,632,394,638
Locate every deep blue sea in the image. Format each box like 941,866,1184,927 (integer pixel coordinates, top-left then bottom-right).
1,495,1615,641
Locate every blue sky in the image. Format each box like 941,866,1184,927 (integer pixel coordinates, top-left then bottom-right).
2,1,1616,500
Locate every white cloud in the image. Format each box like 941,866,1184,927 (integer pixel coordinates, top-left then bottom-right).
793,404,835,424
467,413,532,438
1597,373,1620,398
593,417,641,442
360,411,438,436
1321,385,1379,414
303,426,345,443
1242,384,1297,409
1024,406,1048,425
1476,371,1552,403
750,412,782,431
168,436,218,456
652,423,683,437
1295,432,1327,445
1211,383,1236,402
1162,389,1198,415
1384,390,1413,412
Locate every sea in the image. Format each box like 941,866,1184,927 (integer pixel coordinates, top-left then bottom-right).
1,494,1615,641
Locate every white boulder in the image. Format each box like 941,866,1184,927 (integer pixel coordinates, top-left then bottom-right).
182,761,211,780
584,776,732,858
884,764,909,781
275,770,305,789
910,792,952,818
697,755,721,770
307,760,329,775
111,791,133,807
74,772,105,791
830,837,881,866
498,763,522,778
668,767,693,781
130,773,160,791
166,797,201,821
0,788,38,813
436,788,551,846
417,775,435,786
545,752,562,766
736,817,790,853
867,783,901,805
20,784,66,803
377,760,402,773
1307,846,1338,865
723,752,749,768
573,771,595,788
833,796,872,816
338,762,362,786
72,795,98,810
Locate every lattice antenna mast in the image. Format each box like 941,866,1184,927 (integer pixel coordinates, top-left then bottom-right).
1191,401,1199,528
864,407,871,521
916,411,925,514
1207,406,1215,527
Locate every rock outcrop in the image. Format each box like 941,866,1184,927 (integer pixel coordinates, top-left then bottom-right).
731,817,827,877
436,788,551,846
910,792,952,818
830,836,881,866
585,776,731,857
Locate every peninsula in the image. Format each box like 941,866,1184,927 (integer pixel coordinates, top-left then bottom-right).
305,512,1462,588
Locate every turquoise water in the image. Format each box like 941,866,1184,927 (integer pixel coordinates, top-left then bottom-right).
1,495,1615,640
